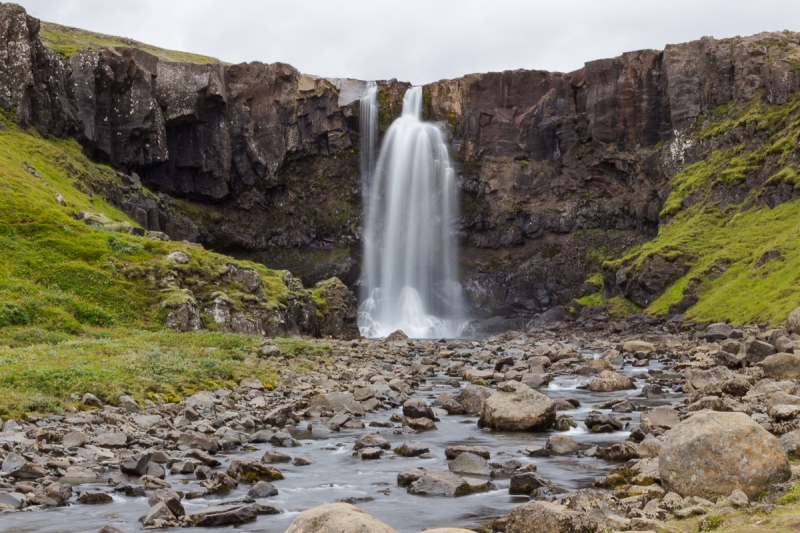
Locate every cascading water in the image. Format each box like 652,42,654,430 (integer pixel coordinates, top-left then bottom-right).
358,86,465,339
359,81,378,188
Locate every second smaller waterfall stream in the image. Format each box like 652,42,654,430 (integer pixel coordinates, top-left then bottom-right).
359,86,465,339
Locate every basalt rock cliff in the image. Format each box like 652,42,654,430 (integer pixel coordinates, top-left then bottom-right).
2,1,799,323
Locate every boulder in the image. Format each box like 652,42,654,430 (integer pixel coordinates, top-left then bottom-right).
285,503,397,533
448,452,493,477
684,366,732,392
140,501,177,528
28,482,71,506
354,432,390,450
760,353,800,380
394,441,430,457
705,323,733,342
403,399,435,420
62,430,88,448
786,307,800,335
247,481,278,499
622,341,655,353
509,472,550,495
546,435,579,455
588,371,634,392
397,467,427,487
148,488,184,517
189,504,258,527
76,491,112,505
408,471,492,497
227,458,284,483
261,450,292,463
502,501,595,533
659,410,790,498
445,445,490,460
454,385,492,415
478,381,555,431
746,340,776,364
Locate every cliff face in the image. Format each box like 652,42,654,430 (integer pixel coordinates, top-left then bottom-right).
2,1,800,320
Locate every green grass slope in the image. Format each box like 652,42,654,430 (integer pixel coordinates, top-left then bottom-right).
40,21,221,63
0,113,327,418
605,92,800,326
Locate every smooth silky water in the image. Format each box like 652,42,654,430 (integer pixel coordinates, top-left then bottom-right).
2,355,682,533
359,86,465,339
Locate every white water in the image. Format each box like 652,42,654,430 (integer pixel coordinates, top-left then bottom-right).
359,81,378,189
358,86,465,339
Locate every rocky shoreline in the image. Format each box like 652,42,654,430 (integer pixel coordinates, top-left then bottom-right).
3,314,800,532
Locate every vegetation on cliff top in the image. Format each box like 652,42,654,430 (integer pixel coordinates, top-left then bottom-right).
0,112,327,417
606,92,800,325
40,22,220,64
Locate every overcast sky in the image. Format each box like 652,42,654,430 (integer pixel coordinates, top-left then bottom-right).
16,0,800,85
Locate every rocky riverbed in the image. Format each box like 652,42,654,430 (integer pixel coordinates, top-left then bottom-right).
3,318,800,532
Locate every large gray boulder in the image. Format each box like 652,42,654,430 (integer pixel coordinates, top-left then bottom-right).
285,503,397,533
454,385,492,415
408,471,492,497
478,381,555,431
588,371,634,392
759,353,800,380
786,307,800,335
659,410,790,498
501,501,596,533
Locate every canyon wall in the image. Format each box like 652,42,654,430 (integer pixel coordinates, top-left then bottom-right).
2,2,799,320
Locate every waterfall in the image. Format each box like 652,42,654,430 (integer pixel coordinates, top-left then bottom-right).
359,81,378,188
358,86,465,339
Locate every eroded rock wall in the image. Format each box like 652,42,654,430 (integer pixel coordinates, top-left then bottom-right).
2,0,799,318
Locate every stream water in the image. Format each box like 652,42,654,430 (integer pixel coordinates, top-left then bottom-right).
1,353,682,533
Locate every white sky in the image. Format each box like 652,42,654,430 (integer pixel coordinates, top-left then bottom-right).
16,0,800,85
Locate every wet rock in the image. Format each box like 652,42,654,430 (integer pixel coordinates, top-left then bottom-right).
148,488,185,517
760,352,800,380
9,462,48,479
478,381,555,431
546,435,579,455
97,527,125,533
261,450,292,463
201,471,238,495
139,475,171,490
292,456,315,466
354,432,391,450
77,492,113,504
184,449,221,467
408,471,492,497
398,467,427,487
140,501,177,528
445,445,490,460
227,458,284,483
403,399,435,420
406,417,437,430
394,441,430,457
248,481,279,499
509,472,551,495
448,452,493,477
120,452,151,476
454,385,492,415
639,383,665,398
359,447,384,460
588,371,634,392
189,504,258,527
597,442,638,461
502,501,596,533
659,410,790,498
284,503,397,533
29,482,72,506
584,414,623,433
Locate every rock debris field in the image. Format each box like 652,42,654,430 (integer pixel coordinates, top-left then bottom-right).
3,319,800,532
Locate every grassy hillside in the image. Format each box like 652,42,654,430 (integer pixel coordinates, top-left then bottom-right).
40,21,220,63
604,92,800,326
0,112,326,417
